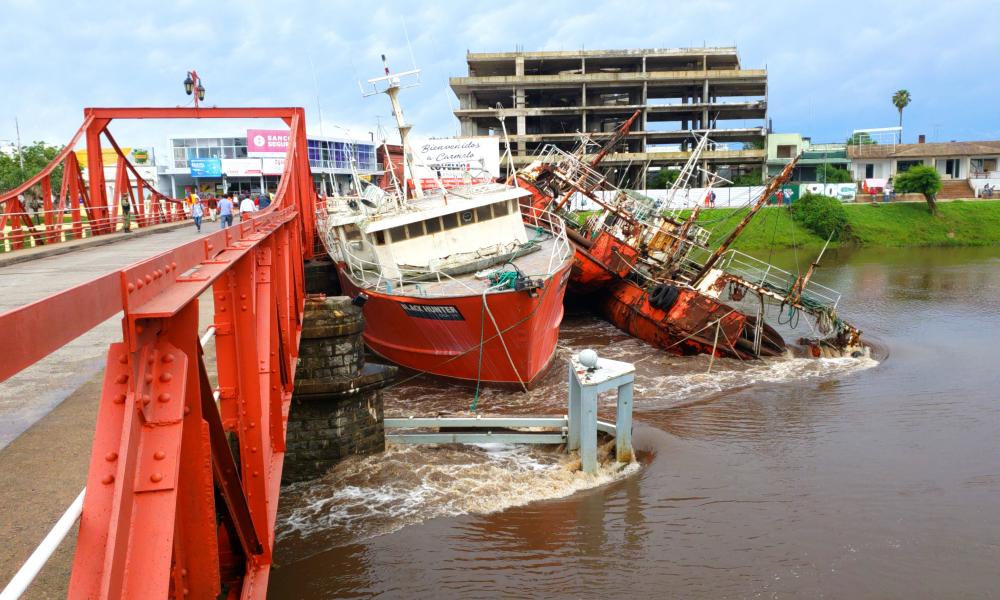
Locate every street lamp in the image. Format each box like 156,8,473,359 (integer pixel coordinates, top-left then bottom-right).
183,70,205,108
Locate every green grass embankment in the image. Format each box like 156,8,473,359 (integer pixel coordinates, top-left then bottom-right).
691,200,1000,251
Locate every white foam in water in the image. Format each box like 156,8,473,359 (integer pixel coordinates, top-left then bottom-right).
634,351,879,408
276,443,639,547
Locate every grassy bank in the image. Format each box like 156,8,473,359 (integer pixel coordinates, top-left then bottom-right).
692,200,1000,251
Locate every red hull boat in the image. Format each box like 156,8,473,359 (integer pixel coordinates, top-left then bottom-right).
338,261,570,385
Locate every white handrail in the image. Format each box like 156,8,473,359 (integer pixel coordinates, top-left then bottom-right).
0,490,85,600
0,326,219,600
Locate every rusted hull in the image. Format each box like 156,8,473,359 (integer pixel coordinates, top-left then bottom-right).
600,278,786,359
516,176,638,295
337,263,571,386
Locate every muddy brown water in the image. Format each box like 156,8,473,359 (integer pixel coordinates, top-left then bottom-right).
270,246,1000,599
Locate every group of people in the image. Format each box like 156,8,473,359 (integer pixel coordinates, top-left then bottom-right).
185,191,273,233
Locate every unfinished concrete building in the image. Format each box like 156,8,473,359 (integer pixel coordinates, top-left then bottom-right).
450,47,767,187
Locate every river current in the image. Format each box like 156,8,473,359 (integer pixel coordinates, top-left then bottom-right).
270,246,1000,598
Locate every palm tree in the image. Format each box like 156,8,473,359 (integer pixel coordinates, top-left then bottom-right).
892,89,912,144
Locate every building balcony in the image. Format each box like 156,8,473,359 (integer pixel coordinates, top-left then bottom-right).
449,69,767,93
455,100,766,121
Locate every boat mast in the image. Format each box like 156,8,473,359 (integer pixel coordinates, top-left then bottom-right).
588,110,640,167
692,154,801,285
367,54,424,202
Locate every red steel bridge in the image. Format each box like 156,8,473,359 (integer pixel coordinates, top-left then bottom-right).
0,107,319,599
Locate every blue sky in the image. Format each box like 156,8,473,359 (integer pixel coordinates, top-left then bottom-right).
1,0,998,158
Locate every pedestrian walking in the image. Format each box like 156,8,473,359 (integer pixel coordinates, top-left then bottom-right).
709,190,717,208
207,195,218,221
191,198,204,232
217,195,234,229
239,195,256,221
258,193,271,210
121,195,132,232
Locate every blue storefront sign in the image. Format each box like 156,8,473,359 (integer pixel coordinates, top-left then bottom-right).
189,157,222,178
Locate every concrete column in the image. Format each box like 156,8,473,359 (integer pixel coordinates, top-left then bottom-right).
284,296,397,484
515,56,527,154
702,79,710,130
581,83,587,132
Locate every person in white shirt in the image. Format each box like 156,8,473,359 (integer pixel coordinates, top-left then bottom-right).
239,196,256,221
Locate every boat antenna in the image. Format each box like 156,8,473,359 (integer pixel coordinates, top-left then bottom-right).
496,103,518,186
360,54,424,201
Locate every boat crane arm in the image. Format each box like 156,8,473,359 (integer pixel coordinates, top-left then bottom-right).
692,153,802,286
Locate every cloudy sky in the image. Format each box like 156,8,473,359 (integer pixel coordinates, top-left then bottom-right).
1,0,998,158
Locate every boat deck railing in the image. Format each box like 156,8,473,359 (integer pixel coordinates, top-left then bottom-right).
717,249,842,310
536,144,610,193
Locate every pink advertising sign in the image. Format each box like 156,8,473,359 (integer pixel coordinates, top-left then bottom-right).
246,129,290,156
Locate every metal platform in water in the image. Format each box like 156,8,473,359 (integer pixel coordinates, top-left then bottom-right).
385,350,634,474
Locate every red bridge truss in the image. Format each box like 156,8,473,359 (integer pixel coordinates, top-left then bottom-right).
0,107,319,599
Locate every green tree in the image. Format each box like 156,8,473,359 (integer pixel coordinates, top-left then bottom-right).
846,132,877,146
892,89,911,143
817,164,852,183
648,168,680,189
0,141,64,200
790,193,851,241
731,169,762,186
742,139,765,150
893,164,942,214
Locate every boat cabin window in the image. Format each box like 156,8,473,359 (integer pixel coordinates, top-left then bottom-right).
381,201,515,244
343,224,362,241
406,222,425,238
388,225,408,241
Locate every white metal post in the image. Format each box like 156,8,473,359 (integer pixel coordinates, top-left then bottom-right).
567,361,582,451
616,381,634,464
579,384,598,475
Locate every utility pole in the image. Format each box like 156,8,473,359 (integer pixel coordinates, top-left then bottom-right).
14,116,24,170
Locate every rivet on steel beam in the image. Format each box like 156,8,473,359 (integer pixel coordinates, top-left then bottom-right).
181,569,188,576
220,307,226,312
147,355,154,365
158,393,171,403
242,305,247,311
136,279,144,289
105,452,118,462
184,405,191,415
145,274,153,284
115,374,129,384
127,283,135,292
159,372,173,383
253,471,259,477
114,393,126,404
162,353,175,363
208,243,214,250
153,450,166,460
136,325,144,334
240,294,247,300
145,374,154,384
101,474,115,485
118,354,128,364
142,395,151,405
171,261,177,270
150,472,163,483
251,446,257,453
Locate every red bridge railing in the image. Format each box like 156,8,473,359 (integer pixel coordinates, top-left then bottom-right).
0,107,317,599
0,116,187,253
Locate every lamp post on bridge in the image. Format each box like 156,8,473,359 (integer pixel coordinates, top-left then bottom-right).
183,70,206,108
